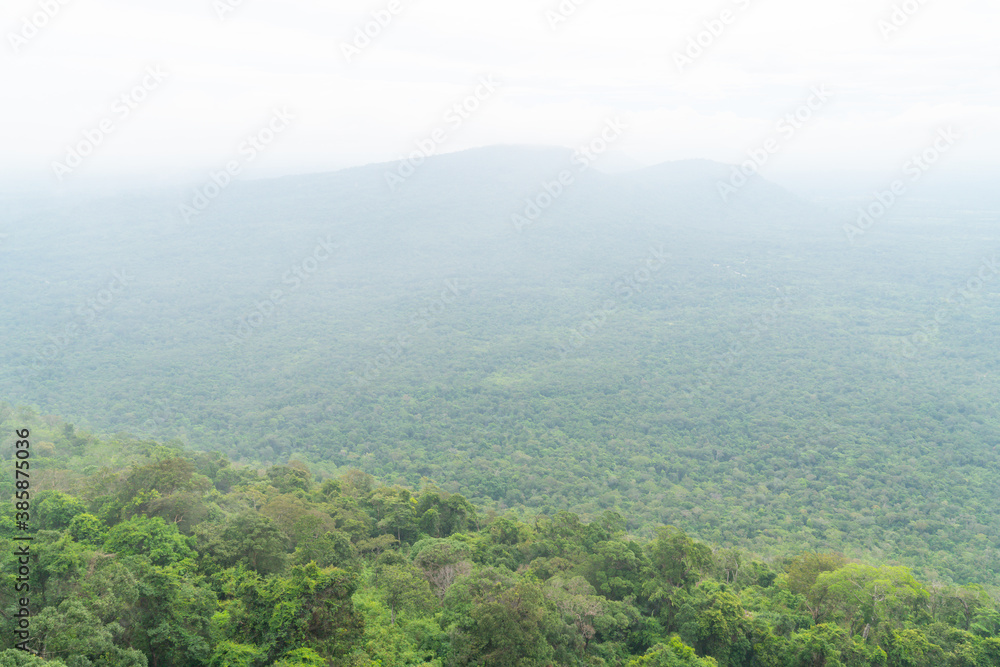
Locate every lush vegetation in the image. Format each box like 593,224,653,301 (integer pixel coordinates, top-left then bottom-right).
3,420,1000,665
2,151,1000,663
3,167,1000,586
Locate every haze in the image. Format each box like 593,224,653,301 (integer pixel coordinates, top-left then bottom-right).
2,0,998,203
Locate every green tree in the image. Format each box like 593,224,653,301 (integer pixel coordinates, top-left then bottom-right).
292,528,355,569
644,527,714,623
68,513,106,545
786,624,847,667
207,641,265,667
34,492,87,531
586,539,648,601
26,530,89,609
412,539,473,601
224,563,363,663
32,598,147,666
103,515,194,566
788,553,849,623
371,487,418,544
445,569,562,666
880,628,945,667
196,512,288,574
374,554,437,625
676,582,752,667
0,650,69,666
272,647,327,666
626,635,719,666
266,464,312,494
543,576,606,657
813,565,929,639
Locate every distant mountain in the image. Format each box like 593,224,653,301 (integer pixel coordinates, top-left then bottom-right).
5,145,1000,585
0,143,834,435
2,143,820,294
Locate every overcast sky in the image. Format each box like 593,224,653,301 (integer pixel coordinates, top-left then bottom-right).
2,0,998,198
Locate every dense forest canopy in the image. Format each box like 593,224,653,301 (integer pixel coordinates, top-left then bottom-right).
2,149,1000,663
2,149,998,586
2,415,1000,665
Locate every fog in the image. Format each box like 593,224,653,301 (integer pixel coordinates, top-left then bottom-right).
5,2,1000,624
2,0,998,204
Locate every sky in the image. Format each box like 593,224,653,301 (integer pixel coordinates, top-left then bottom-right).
2,0,998,200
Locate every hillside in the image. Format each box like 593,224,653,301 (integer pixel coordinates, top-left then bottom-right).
2,146,999,585
1,418,999,665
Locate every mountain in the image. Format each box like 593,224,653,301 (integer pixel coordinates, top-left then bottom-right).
2,145,999,584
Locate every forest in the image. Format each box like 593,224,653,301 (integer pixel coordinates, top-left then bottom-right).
2,0,997,659
2,149,1000,664
2,151,999,587
2,414,1000,666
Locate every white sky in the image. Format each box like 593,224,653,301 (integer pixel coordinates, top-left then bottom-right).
2,0,998,196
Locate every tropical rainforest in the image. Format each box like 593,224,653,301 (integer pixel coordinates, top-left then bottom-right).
2,412,1000,666
2,148,999,664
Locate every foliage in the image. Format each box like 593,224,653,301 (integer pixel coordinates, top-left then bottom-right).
5,193,1000,593
2,429,1000,666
